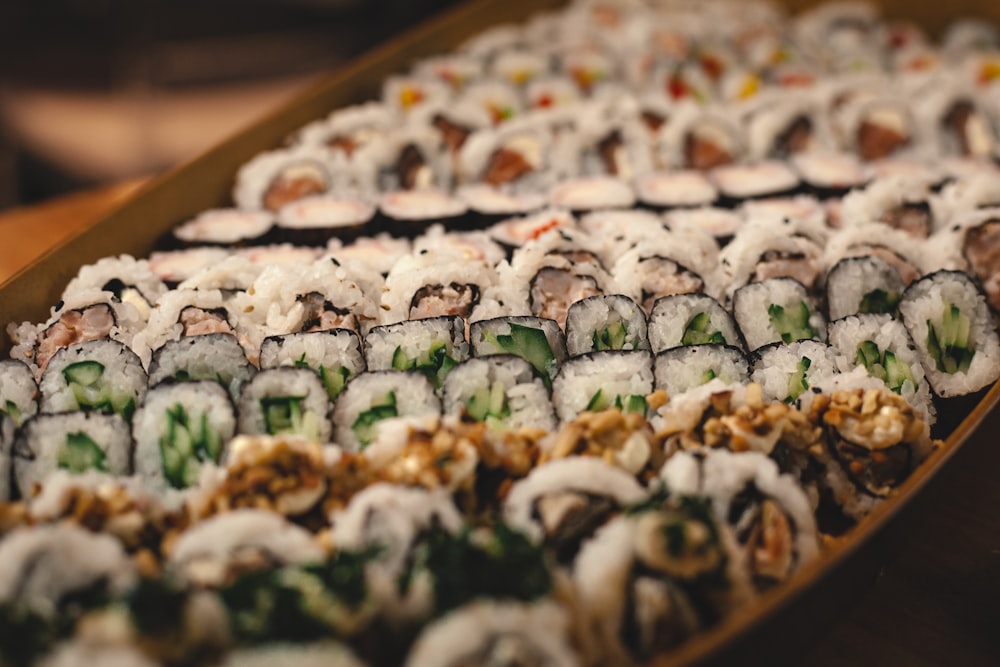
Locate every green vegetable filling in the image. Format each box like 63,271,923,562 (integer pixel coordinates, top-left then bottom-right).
926,301,975,374
681,312,726,346
768,302,816,344
62,360,135,420
700,368,717,384
859,288,900,316
786,356,811,402
586,389,647,415
352,392,398,448
391,341,458,388
855,340,915,393
159,403,223,489
57,431,108,473
1,400,21,427
592,321,632,351
261,395,319,440
465,381,510,424
484,324,557,384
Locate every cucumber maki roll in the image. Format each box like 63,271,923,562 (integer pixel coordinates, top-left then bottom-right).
332,371,441,452
260,330,366,402
442,355,556,431
0,359,38,427
732,278,825,352
405,601,577,667
148,333,257,402
238,368,332,442
470,316,567,385
648,293,742,353
750,340,843,403
503,457,647,564
552,350,654,422
898,270,1000,397
40,340,146,422
825,256,906,321
364,316,468,390
132,380,237,491
13,412,131,499
654,345,751,397
565,294,649,357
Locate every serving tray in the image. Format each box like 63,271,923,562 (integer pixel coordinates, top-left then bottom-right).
2,0,999,665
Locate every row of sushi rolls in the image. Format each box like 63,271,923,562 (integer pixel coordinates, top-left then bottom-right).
7,0,1000,664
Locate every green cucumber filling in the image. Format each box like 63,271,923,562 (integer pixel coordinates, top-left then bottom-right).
159,404,223,489
484,324,557,383
62,360,135,420
293,353,310,369
926,301,974,374
858,288,900,316
855,340,915,393
700,368,718,384
592,321,631,351
58,431,108,473
319,365,351,400
768,302,816,344
391,341,457,388
586,389,647,415
1,400,21,427
352,392,398,448
261,395,319,439
786,356,811,402
681,312,726,346
465,382,510,423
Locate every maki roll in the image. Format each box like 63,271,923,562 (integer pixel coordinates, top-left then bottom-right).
237,368,333,442
548,176,636,212
565,295,649,357
791,152,869,199
648,293,742,353
148,333,257,402
275,194,376,246
332,371,441,451
551,350,653,421
0,359,38,427
259,329,366,402
710,161,801,205
133,380,237,491
39,340,146,421
364,316,469,390
732,278,826,352
442,355,556,431
378,189,470,238
750,340,843,403
14,412,132,497
654,345,751,397
470,316,567,385
636,170,719,210
170,208,275,248
0,415,13,501
825,256,906,321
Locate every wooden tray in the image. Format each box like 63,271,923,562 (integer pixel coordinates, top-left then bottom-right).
2,1,999,664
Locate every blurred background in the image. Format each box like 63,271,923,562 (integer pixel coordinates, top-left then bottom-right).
0,0,462,210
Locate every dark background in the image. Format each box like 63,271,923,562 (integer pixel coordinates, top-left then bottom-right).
0,0,461,209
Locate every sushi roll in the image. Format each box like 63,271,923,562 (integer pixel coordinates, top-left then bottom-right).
654,345,751,396
825,255,907,321
791,151,870,199
0,359,38,427
381,249,498,324
551,350,654,421
952,211,1000,312
898,270,1000,398
39,339,146,421
470,316,567,384
332,371,441,451
147,333,257,402
548,176,636,212
612,245,711,316
259,329,366,402
132,380,237,491
636,170,719,210
274,194,376,246
658,103,743,171
838,176,941,239
732,278,826,352
503,456,647,564
234,145,336,213
378,188,470,238
14,412,132,497
295,101,396,157
0,415,13,501
364,316,469,390
220,643,368,667
170,208,275,248
710,161,801,205
719,219,825,297
147,247,232,289
442,355,556,431
237,368,333,442
648,293,743,353
565,294,649,357
60,255,166,323
750,340,843,403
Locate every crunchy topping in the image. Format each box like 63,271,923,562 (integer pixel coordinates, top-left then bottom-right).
822,388,926,451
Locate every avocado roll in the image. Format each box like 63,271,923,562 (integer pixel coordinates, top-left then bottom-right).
551,350,653,422
238,368,332,442
732,278,826,352
442,355,556,431
14,412,132,497
147,333,257,402
260,330,366,402
655,345,751,397
332,371,441,451
470,316,567,385
364,316,468,390
0,359,38,427
648,293,742,353
565,294,649,357
40,340,146,422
